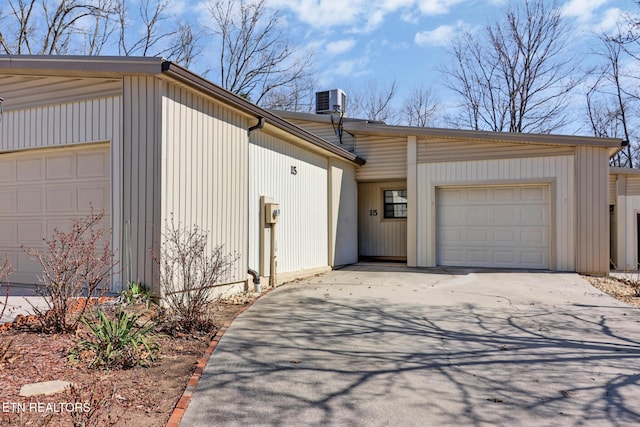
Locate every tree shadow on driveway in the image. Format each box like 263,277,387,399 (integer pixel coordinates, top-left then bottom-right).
182,277,640,427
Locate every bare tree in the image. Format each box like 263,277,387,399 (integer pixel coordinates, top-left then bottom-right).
587,34,636,167
348,80,398,122
0,0,110,54
442,0,577,133
206,0,314,105
402,85,438,127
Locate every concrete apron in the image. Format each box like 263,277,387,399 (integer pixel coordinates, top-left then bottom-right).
0,285,49,324
181,266,640,427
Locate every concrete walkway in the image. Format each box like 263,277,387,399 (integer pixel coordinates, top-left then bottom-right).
181,265,640,426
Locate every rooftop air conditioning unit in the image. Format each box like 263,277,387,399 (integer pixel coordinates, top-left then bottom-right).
315,89,346,114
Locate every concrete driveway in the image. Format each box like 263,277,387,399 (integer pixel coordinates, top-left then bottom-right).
181,264,640,427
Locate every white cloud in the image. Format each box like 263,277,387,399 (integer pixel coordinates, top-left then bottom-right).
415,20,466,47
560,0,607,20
592,7,630,34
326,39,357,55
416,0,465,15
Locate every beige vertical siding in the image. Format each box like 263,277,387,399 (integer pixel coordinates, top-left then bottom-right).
358,181,408,258
249,130,329,275
417,156,575,270
0,96,121,151
418,138,574,163
355,136,406,181
330,159,358,266
122,76,161,292
0,75,121,111
610,174,617,205
575,146,610,275
626,175,640,195
160,81,249,288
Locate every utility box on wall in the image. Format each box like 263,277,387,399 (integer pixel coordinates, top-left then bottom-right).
265,202,281,224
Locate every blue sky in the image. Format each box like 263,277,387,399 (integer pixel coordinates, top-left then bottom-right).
208,0,633,132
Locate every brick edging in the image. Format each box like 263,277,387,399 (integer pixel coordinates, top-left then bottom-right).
165,289,272,427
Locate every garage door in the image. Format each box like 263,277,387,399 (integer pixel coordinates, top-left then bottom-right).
0,144,110,284
436,185,550,269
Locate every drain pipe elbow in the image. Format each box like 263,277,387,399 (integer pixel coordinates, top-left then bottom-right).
248,268,261,293
248,117,265,134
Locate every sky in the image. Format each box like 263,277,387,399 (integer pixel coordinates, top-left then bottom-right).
186,0,637,134
154,0,640,133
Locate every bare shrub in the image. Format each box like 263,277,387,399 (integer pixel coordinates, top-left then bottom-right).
65,382,126,426
0,256,11,322
22,209,117,334
154,216,237,332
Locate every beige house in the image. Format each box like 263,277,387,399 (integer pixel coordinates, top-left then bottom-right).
610,167,640,270
0,56,363,294
0,56,627,294
280,110,624,276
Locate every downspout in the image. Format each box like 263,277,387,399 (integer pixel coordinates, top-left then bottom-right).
248,116,265,134
248,116,265,292
248,268,261,293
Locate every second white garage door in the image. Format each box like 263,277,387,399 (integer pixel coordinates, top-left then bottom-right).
436,185,550,269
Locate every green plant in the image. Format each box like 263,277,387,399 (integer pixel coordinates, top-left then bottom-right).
120,281,152,306
78,309,159,369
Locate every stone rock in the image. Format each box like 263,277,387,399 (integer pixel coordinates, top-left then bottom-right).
19,380,72,397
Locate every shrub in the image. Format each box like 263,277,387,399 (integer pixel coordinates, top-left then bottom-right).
78,309,159,369
22,208,117,334
0,256,11,322
153,216,237,332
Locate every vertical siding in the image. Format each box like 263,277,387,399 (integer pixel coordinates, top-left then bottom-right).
610,174,617,205
417,156,575,270
249,131,328,274
355,136,407,181
330,159,358,266
160,82,249,287
0,96,120,150
358,181,408,258
575,146,610,274
122,76,160,292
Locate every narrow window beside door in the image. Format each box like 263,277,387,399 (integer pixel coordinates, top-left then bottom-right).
383,189,407,219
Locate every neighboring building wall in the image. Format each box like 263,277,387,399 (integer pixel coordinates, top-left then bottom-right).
249,130,329,279
575,146,610,275
415,156,576,270
358,181,408,258
159,81,249,291
330,159,358,266
611,171,640,270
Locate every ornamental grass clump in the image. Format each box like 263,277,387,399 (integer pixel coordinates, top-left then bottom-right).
78,309,159,369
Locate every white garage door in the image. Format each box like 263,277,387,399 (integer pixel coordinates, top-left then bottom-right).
437,185,550,269
0,144,110,284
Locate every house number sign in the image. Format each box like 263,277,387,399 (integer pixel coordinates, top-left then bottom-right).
369,209,378,216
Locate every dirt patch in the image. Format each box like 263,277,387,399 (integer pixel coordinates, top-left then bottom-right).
0,295,256,426
586,275,640,309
